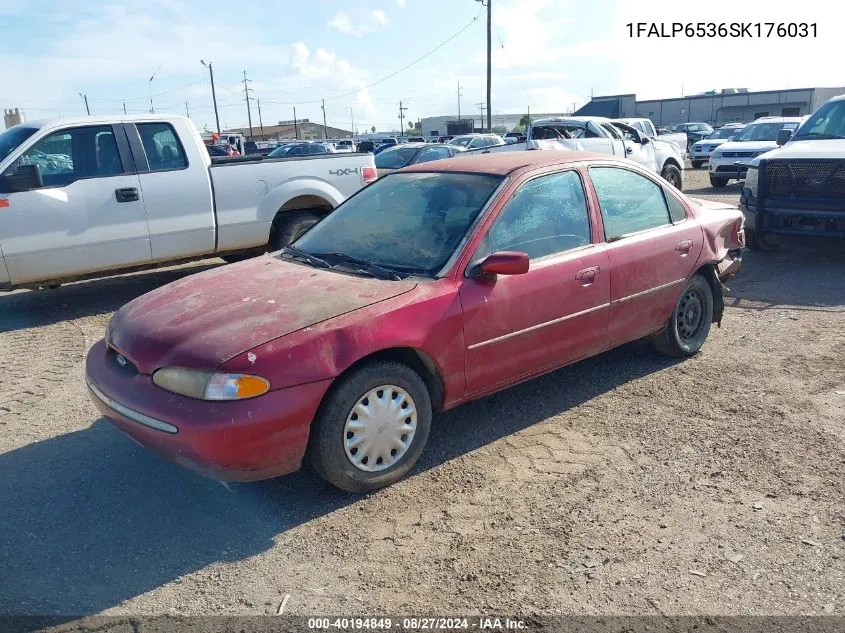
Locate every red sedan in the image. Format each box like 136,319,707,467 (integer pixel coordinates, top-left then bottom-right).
85,152,744,492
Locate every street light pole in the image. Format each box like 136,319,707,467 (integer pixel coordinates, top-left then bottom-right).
475,0,491,132
201,60,221,137
78,93,90,115
148,61,163,114
347,107,354,139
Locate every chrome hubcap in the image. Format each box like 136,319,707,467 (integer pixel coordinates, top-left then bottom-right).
677,290,704,341
343,385,417,472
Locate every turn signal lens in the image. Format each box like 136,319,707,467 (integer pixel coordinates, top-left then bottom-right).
152,367,270,401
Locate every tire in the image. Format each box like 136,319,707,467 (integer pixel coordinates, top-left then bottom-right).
652,274,714,358
308,361,433,492
691,160,703,169
268,211,322,252
709,175,728,188
661,164,682,189
745,228,778,252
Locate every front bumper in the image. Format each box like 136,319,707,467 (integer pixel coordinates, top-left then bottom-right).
85,339,333,482
709,157,753,180
740,193,845,239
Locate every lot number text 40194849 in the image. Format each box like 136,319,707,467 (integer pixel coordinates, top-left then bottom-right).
626,23,817,38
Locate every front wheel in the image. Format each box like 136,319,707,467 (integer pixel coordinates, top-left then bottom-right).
308,361,433,492
661,164,682,189
652,274,714,358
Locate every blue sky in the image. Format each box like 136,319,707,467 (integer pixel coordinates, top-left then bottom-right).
2,0,839,133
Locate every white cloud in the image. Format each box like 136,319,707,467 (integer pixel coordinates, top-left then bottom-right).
287,42,376,115
328,9,388,37
396,0,406,7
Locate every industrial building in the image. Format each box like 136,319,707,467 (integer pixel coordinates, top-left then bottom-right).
575,87,845,126
221,119,352,141
419,111,571,137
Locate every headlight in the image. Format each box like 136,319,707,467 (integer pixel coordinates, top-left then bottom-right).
745,166,759,197
152,367,270,401
711,150,722,158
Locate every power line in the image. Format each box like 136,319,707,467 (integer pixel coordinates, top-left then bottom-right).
492,21,535,107
262,8,483,107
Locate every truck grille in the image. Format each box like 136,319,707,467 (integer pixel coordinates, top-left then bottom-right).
765,160,845,199
721,151,755,158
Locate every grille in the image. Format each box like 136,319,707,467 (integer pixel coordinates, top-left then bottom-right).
721,151,755,158
765,160,845,199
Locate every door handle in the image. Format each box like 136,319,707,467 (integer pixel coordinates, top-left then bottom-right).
625,145,633,154
575,266,600,285
675,239,693,254
115,187,139,203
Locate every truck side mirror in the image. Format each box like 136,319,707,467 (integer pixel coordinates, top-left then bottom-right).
776,128,793,146
4,164,43,193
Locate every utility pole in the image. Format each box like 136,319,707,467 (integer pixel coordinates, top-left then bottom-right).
148,61,162,114
122,101,127,114
476,102,486,132
485,0,491,133
527,105,530,127
293,107,299,139
398,101,408,137
346,107,354,139
78,93,90,115
242,71,254,138
457,79,463,126
185,101,190,118
255,98,264,139
201,60,221,136
321,99,328,139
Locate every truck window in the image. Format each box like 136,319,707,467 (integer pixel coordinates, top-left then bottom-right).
137,123,188,171
3,125,124,189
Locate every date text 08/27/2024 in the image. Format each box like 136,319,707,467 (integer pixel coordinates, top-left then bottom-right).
626,22,817,38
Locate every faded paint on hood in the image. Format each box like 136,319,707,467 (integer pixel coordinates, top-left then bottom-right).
109,255,417,374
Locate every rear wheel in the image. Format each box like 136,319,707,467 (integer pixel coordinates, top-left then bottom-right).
308,361,433,492
652,274,714,358
268,211,322,252
709,175,728,188
745,228,778,252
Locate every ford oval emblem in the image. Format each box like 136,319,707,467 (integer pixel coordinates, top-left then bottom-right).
806,177,826,187
116,354,127,368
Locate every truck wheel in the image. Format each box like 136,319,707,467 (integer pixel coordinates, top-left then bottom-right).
691,160,703,169
308,361,433,492
651,274,714,358
709,176,728,188
661,164,682,189
268,211,322,252
745,228,778,252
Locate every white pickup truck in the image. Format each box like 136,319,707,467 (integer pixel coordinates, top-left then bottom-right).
466,116,685,189
0,115,377,290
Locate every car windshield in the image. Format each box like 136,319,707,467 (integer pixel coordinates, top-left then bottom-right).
0,125,39,164
733,122,798,142
709,127,742,139
375,146,422,169
291,172,504,276
792,100,845,140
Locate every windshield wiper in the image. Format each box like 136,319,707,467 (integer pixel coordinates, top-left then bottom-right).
316,252,404,280
280,245,331,269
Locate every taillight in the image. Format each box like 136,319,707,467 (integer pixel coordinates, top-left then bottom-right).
361,165,378,184
730,217,745,247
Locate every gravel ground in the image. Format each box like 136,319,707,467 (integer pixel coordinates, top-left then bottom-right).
1,166,844,618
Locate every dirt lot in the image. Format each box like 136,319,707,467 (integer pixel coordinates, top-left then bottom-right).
1,167,844,618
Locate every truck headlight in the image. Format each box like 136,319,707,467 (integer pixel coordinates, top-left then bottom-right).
711,150,722,158
745,166,759,198
152,367,270,401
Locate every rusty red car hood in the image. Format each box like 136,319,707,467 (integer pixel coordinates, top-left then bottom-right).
108,255,417,374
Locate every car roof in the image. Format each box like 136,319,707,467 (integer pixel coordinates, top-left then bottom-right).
748,116,804,123
400,150,612,176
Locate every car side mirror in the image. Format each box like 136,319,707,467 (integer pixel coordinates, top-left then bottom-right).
470,251,530,278
776,128,793,146
4,164,43,193
640,136,650,144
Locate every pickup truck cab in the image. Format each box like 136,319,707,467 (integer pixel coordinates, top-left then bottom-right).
740,94,845,250
612,118,687,156
468,116,685,189
708,116,805,187
0,115,377,290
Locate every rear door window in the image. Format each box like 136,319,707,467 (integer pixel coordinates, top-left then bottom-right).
137,123,187,171
589,167,672,240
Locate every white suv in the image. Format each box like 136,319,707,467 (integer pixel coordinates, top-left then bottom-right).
689,123,745,168
708,116,805,187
